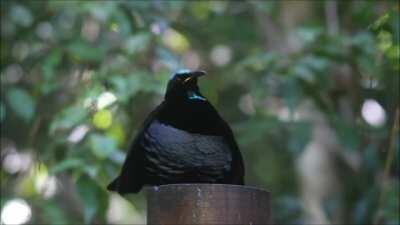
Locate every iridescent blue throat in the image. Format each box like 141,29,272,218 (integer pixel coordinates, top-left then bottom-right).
187,91,206,101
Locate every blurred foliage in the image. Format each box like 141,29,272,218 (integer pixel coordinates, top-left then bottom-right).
0,1,399,224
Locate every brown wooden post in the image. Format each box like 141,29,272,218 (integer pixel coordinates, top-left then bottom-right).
146,184,272,225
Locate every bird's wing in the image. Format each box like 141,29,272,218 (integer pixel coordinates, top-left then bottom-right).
190,101,245,184
214,110,245,184
107,102,165,194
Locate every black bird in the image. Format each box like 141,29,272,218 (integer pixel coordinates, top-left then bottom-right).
107,69,245,194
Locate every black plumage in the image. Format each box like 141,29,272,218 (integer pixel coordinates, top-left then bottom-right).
107,70,245,194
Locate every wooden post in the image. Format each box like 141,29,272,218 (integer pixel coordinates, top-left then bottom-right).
146,184,272,225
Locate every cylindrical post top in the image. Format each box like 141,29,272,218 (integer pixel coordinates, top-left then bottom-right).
147,184,272,225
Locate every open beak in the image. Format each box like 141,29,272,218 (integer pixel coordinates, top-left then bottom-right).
183,70,206,83
190,70,206,78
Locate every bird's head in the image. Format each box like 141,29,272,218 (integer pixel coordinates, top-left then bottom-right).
165,69,207,101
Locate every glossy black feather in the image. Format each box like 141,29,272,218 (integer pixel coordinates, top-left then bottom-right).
107,70,245,194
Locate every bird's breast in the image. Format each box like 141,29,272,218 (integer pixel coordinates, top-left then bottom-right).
140,120,232,181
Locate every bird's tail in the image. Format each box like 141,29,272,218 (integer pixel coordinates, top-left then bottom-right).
107,176,142,194
107,178,119,191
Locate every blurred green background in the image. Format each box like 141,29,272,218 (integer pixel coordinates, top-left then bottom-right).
1,1,399,224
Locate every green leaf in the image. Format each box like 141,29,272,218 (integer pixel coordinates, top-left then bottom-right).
110,10,132,36
302,55,329,72
190,1,211,20
109,75,140,103
10,5,33,27
106,123,126,146
363,144,381,172
76,175,108,224
283,77,303,113
352,186,380,224
67,41,106,62
6,88,35,122
292,63,314,83
49,158,85,175
386,44,400,60
40,200,68,225
84,2,117,21
43,50,62,80
236,116,280,145
334,121,360,151
40,50,63,94
0,102,5,121
236,52,277,73
287,121,312,156
92,109,113,130
377,30,392,52
89,133,118,159
49,106,87,134
369,12,390,30
295,27,322,44
381,181,400,224
124,32,151,55
77,177,97,223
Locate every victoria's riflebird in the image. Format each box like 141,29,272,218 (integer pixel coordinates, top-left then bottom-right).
107,69,245,194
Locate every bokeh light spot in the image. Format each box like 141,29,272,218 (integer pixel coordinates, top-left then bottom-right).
68,124,90,143
35,22,54,40
93,110,113,130
162,29,190,53
97,91,117,110
106,194,145,224
183,51,201,70
1,199,32,225
2,151,32,174
2,64,23,84
361,99,386,127
110,23,119,32
210,45,232,66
